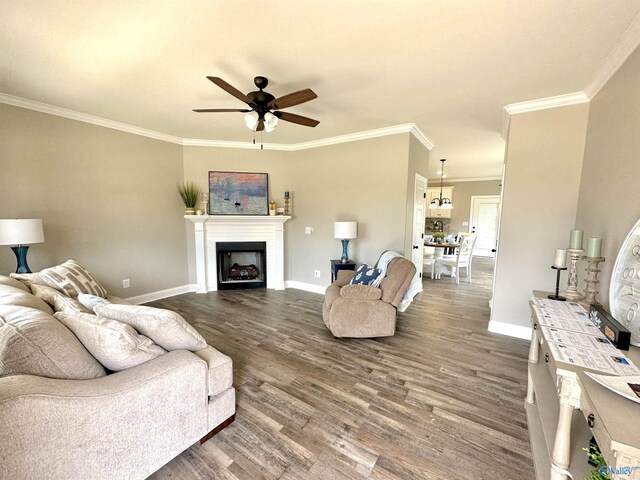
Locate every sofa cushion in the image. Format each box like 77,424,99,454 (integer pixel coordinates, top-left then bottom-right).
192,346,233,396
350,264,383,286
53,295,93,314
94,304,206,351
38,260,108,298
340,284,383,300
9,272,46,288
54,311,166,372
0,305,106,379
0,275,30,292
0,285,53,315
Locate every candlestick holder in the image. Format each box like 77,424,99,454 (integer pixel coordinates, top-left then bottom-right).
582,256,605,305
560,248,584,300
284,196,290,216
549,266,568,301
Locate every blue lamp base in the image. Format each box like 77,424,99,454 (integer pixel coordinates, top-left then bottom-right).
11,246,32,273
340,239,350,263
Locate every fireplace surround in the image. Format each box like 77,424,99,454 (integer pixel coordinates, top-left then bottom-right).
186,215,290,293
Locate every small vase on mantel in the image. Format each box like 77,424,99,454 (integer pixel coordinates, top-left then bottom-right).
185,207,196,215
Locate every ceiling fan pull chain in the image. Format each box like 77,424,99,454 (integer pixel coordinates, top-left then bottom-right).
260,131,264,150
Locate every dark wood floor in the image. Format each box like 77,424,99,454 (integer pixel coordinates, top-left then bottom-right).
148,258,534,479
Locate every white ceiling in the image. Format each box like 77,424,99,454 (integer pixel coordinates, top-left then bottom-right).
2,0,640,179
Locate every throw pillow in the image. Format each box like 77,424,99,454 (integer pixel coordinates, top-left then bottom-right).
10,272,46,288
53,295,93,314
350,264,383,286
38,260,108,298
0,305,106,379
78,293,112,312
94,304,207,351
54,311,166,372
30,283,68,308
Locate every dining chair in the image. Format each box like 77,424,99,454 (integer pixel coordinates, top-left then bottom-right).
423,245,437,279
437,235,477,284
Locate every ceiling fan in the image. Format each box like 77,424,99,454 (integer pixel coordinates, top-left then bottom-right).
193,76,319,132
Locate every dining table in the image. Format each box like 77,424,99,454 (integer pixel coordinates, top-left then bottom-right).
424,241,460,279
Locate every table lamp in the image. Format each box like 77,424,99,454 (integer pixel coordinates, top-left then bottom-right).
0,219,45,273
334,221,357,263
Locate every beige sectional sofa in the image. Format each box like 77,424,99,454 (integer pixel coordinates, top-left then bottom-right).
0,273,235,480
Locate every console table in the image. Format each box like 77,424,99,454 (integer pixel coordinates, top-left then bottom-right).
527,291,640,480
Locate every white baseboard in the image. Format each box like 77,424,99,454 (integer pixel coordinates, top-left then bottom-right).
487,320,532,341
126,284,194,305
284,280,327,295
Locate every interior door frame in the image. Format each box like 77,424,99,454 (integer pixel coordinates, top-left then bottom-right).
410,173,428,294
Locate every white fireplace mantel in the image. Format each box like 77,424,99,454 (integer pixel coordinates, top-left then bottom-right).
185,215,291,293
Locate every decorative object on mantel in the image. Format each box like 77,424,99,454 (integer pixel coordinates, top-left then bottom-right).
429,159,453,210
284,191,291,216
0,218,45,273
200,192,209,215
177,182,201,215
610,217,640,347
269,200,276,216
276,207,285,215
334,221,358,264
208,171,268,215
561,229,585,300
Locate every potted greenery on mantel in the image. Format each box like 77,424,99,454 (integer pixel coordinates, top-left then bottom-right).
177,182,201,215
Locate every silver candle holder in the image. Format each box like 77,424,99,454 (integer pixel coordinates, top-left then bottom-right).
560,249,585,300
582,256,605,305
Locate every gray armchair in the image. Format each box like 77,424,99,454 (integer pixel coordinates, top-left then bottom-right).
322,256,416,338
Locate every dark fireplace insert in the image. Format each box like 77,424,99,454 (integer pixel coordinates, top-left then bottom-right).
216,241,266,290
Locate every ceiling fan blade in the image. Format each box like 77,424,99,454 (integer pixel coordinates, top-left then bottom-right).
268,88,317,110
193,108,251,113
207,76,254,106
274,111,320,127
256,119,265,132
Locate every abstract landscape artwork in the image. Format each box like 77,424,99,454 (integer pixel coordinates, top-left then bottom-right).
208,171,269,215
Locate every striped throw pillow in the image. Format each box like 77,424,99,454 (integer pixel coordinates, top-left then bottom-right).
39,260,108,298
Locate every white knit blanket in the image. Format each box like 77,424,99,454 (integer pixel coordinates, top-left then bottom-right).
374,251,419,312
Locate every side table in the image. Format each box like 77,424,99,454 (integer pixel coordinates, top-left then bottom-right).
330,260,356,283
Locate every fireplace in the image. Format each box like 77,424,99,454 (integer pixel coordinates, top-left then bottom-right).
216,241,266,290
186,215,290,293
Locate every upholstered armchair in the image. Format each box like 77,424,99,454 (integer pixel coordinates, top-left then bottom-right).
322,256,416,338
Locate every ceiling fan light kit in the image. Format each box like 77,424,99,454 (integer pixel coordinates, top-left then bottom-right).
194,75,319,136
430,158,453,209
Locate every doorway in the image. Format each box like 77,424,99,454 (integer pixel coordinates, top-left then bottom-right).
410,173,427,294
469,195,500,257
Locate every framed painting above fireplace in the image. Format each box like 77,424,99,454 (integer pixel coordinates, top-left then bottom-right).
208,171,269,215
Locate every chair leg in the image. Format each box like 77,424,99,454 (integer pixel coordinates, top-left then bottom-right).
455,269,460,284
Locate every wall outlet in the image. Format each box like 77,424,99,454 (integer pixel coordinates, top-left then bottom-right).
314,270,321,278
122,279,130,288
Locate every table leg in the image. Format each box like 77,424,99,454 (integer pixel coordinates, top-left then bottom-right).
550,376,580,480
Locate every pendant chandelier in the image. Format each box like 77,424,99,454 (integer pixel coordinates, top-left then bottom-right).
429,158,453,209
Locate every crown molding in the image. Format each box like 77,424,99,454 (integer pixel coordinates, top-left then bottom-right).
1,92,434,152
503,92,589,116
0,93,184,144
584,11,640,99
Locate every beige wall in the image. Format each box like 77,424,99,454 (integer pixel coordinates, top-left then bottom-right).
0,104,187,298
491,103,590,332
427,179,502,234
183,133,424,287
575,45,640,307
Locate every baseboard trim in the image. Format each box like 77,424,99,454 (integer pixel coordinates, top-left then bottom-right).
126,284,194,305
487,320,532,341
284,281,326,295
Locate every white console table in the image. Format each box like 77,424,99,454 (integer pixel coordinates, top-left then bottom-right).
526,291,640,480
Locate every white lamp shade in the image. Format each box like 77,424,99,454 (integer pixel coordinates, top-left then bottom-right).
244,111,259,131
264,112,279,132
334,221,357,239
0,219,45,245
